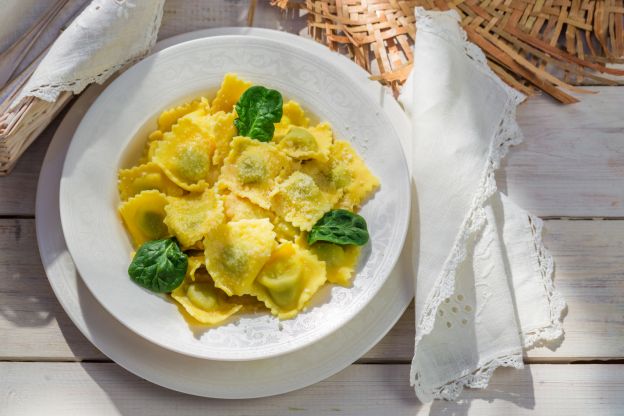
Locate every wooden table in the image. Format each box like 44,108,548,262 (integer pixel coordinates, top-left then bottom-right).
2,7,624,416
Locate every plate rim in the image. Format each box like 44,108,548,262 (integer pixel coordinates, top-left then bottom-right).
58,29,411,361
37,27,414,398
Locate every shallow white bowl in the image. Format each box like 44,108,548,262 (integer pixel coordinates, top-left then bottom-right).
59,34,410,361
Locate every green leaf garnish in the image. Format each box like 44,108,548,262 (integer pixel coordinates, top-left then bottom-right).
234,85,283,142
128,237,188,293
308,209,369,246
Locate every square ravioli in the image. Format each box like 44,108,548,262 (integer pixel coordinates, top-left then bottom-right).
178,109,237,168
164,187,225,249
252,242,327,319
331,140,380,210
152,119,218,191
298,236,361,286
203,218,277,296
118,162,184,201
273,100,310,140
157,97,210,132
222,192,274,222
219,136,293,209
276,122,333,162
119,190,169,247
270,171,335,231
171,280,242,325
210,73,252,114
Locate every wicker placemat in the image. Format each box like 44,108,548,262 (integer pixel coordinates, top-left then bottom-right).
273,0,624,103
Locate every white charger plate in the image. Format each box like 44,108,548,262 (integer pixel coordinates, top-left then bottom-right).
59,29,410,361
38,28,414,398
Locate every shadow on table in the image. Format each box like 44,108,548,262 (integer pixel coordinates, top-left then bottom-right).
427,366,536,416
0,218,57,329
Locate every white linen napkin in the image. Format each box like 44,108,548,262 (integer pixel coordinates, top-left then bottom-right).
399,8,566,402
10,0,165,108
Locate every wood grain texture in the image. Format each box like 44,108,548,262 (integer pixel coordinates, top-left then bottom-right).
0,115,58,217
1,218,622,362
0,88,623,217
499,87,624,217
1,363,622,415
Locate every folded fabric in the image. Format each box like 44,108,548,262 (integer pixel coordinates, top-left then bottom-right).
399,8,566,401
12,0,165,107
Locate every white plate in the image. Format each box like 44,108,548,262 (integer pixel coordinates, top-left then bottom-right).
39,27,413,399
59,30,410,360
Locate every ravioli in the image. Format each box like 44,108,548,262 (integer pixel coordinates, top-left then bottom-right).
273,100,310,140
164,187,225,249
152,119,217,191
223,192,273,222
118,190,169,247
171,280,242,325
185,254,206,282
331,140,380,210
210,73,252,114
158,97,210,132
277,122,332,162
118,162,184,201
253,242,327,319
299,157,348,205
177,109,237,167
219,136,293,209
270,171,334,231
203,218,277,296
298,236,361,286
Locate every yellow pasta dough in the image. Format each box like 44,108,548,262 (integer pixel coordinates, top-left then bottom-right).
203,218,277,296
277,122,332,162
171,280,242,325
152,120,217,191
219,136,293,209
118,74,379,325
118,190,169,247
177,109,237,168
210,73,251,114
270,171,334,231
118,162,184,201
331,140,380,210
164,187,224,249
158,97,210,132
223,192,273,222
298,236,361,286
185,255,206,281
253,242,327,319
273,100,310,140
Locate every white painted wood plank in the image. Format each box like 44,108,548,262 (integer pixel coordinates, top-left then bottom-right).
1,363,622,415
0,120,54,217
0,219,103,360
0,88,623,217
1,219,622,362
499,87,624,217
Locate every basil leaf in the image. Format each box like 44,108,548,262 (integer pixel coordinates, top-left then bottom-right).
308,209,369,246
234,85,283,142
128,238,188,293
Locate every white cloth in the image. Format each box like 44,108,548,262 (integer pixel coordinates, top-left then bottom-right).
4,0,259,109
11,0,165,107
399,8,566,402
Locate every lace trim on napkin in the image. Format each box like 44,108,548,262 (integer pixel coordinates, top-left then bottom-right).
522,215,566,349
428,351,524,401
13,0,165,107
410,7,563,401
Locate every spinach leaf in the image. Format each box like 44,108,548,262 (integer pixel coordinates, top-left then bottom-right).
128,238,187,293
234,85,283,142
308,209,369,246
